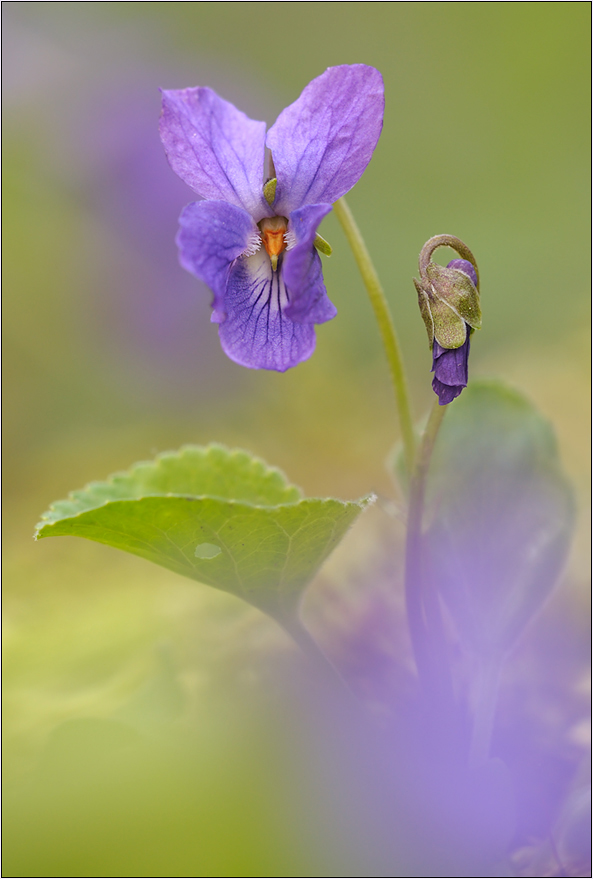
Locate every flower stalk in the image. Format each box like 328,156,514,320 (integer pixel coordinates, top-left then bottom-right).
273,607,356,699
404,400,451,697
334,196,416,475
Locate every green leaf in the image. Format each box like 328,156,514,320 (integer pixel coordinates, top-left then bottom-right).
424,380,575,656
36,445,373,617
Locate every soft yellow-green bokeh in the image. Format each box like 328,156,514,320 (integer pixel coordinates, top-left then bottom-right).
3,3,590,874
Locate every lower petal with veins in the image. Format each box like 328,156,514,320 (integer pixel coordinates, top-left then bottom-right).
218,249,317,371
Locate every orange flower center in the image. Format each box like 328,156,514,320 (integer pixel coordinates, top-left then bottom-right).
258,216,288,270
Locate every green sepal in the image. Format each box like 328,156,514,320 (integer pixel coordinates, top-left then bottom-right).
414,278,435,346
313,233,332,257
263,178,277,206
426,263,482,330
427,293,468,349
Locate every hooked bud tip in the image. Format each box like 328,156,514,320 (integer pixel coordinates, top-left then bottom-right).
414,235,482,350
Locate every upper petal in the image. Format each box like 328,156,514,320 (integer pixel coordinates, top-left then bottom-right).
267,65,384,215
160,87,272,220
176,200,259,316
283,204,337,324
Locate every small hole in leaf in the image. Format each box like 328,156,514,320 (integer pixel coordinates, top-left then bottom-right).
194,543,222,560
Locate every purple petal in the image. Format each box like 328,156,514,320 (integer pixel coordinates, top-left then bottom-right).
447,258,478,288
283,204,337,324
432,377,464,406
431,331,471,405
432,338,469,385
176,200,259,317
267,65,384,215
218,249,318,371
160,87,272,221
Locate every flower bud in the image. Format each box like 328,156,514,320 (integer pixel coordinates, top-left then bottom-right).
414,236,482,405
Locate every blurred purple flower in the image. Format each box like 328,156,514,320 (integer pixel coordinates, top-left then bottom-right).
160,65,384,371
431,259,477,405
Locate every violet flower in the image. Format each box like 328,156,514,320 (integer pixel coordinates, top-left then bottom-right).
431,259,477,405
159,65,384,371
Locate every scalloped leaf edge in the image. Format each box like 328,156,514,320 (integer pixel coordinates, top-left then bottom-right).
35,443,375,539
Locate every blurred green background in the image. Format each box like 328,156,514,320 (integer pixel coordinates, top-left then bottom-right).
3,3,590,875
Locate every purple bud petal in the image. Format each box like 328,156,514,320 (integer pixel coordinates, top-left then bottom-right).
431,328,471,405
447,258,478,288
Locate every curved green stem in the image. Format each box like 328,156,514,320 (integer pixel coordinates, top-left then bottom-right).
405,400,450,693
334,196,416,475
418,234,480,293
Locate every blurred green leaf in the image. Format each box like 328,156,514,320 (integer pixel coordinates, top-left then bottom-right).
36,445,372,616
425,380,575,656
